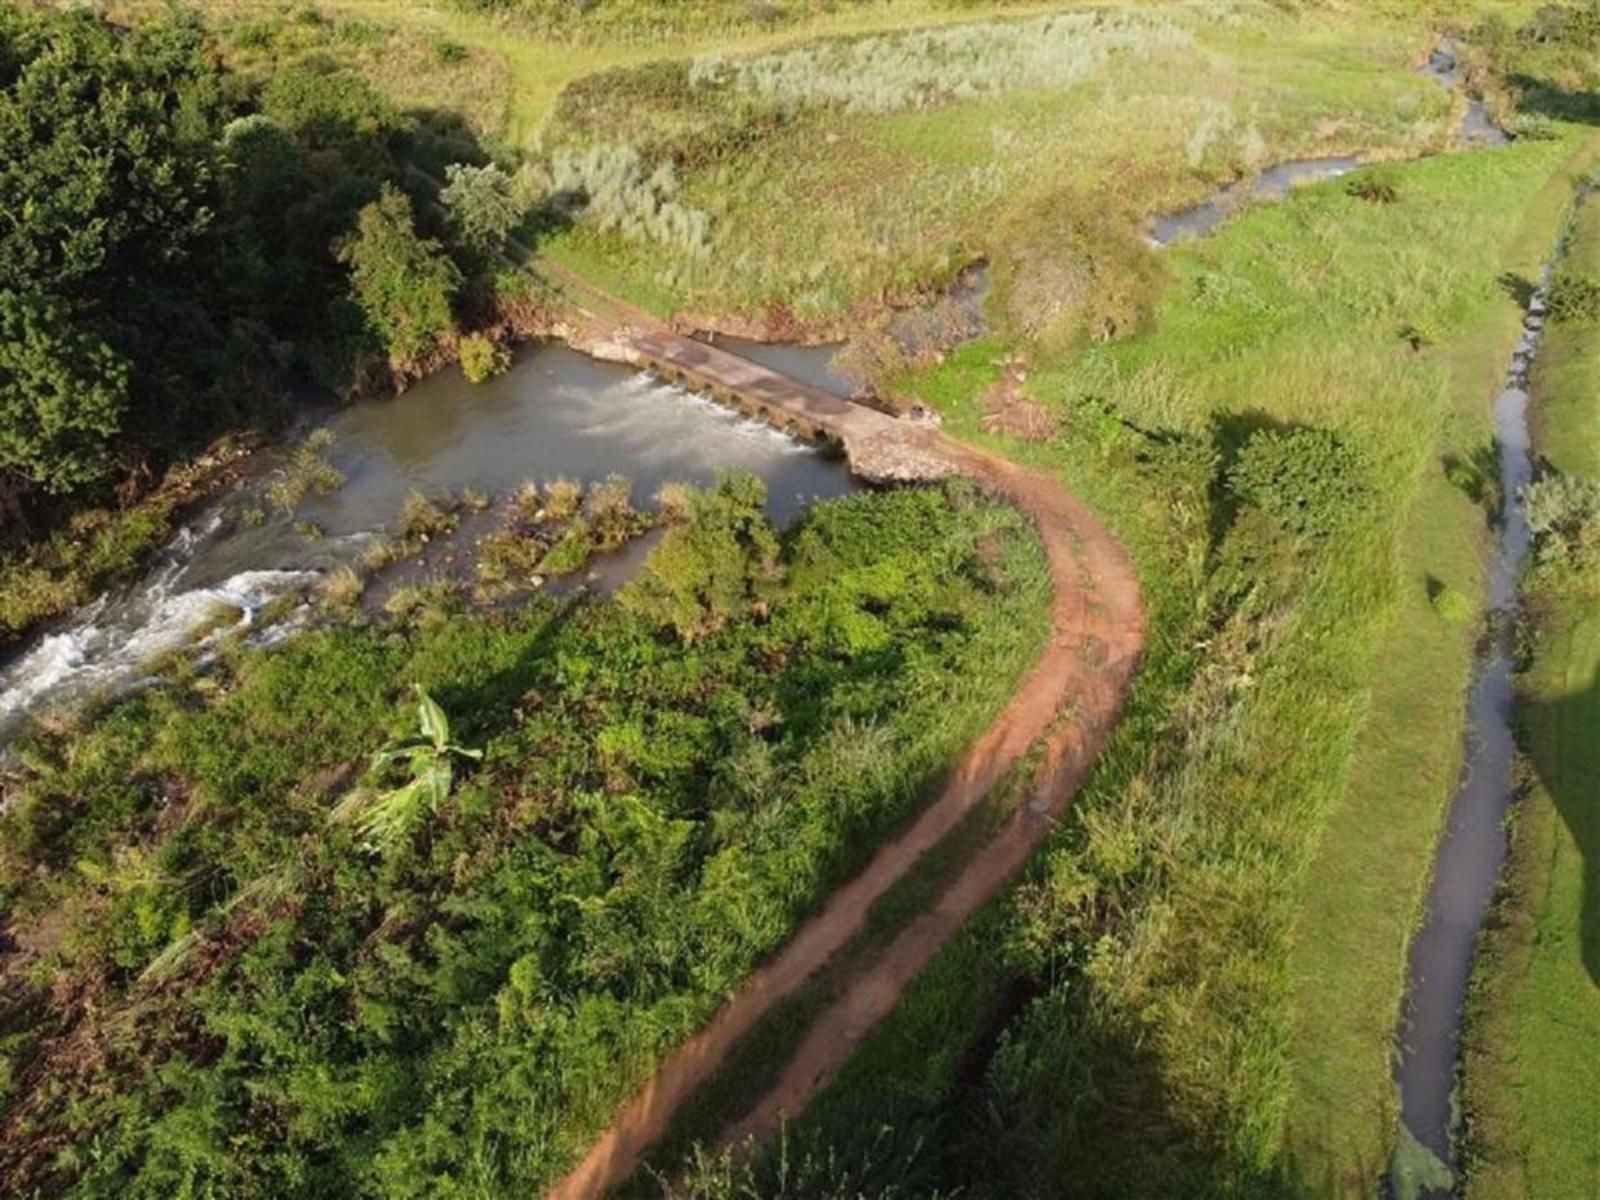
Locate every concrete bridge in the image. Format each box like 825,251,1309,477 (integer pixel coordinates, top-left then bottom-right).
626,328,958,484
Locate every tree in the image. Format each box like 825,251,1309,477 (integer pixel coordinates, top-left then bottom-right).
440,162,523,256
337,185,462,366
620,473,780,642
0,292,129,492
0,6,224,493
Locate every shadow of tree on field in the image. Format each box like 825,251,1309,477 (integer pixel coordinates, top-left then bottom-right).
1498,271,1538,309
1520,659,1600,986
1507,74,1600,125
1442,442,1505,526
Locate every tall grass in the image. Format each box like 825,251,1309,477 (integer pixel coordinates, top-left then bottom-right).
687,11,1193,115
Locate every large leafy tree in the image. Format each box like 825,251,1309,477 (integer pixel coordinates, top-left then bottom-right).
338,184,462,367
0,6,226,492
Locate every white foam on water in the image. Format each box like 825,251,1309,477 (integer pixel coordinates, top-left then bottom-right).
0,566,319,737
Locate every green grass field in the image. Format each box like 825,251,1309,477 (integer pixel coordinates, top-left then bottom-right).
661,128,1600,1197
1285,138,1600,1197
1462,194,1600,1200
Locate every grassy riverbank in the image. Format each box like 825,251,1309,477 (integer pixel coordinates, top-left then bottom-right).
537,4,1456,329
0,482,1053,1197
1285,134,1600,1196
658,128,1600,1197
1461,196,1600,1200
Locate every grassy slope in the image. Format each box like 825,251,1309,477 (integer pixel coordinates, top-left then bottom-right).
1284,134,1600,1197
1463,197,1600,1200
669,132,1600,1197
541,6,1458,323
185,0,1088,147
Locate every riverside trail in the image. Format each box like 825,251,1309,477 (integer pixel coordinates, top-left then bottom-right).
545,406,1145,1196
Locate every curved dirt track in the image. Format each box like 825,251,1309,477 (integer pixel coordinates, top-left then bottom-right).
547,429,1144,1200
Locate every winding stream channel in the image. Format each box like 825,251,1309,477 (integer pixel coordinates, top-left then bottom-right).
1390,202,1578,1195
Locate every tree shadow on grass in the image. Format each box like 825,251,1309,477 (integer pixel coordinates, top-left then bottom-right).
1506,75,1600,126
1442,442,1505,526
1520,658,1600,986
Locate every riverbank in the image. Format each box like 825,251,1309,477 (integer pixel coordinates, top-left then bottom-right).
1460,193,1600,1200
639,123,1600,1198
1287,128,1600,1197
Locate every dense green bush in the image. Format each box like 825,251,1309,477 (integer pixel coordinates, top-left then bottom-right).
1522,470,1600,569
440,161,524,255
458,332,511,383
1227,426,1375,538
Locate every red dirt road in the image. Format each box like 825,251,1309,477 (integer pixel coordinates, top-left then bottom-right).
546,433,1144,1199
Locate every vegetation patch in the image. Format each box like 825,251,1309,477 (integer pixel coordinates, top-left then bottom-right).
1462,188,1600,1200
0,481,1051,1198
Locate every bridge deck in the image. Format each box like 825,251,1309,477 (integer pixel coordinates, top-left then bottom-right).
628,329,900,444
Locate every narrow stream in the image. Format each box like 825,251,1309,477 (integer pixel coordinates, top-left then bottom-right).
0,345,857,744
1151,36,1506,247
1390,218,1566,1195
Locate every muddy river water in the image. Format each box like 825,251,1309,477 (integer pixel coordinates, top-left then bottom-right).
0,346,856,741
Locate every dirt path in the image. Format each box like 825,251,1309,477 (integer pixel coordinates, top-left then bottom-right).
547,432,1144,1199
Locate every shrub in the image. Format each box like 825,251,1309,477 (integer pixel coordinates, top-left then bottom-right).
1227,426,1375,538
619,473,779,642
1430,584,1474,625
1544,270,1600,321
1521,471,1600,569
440,162,523,256
266,429,344,514
397,490,456,542
544,477,582,518
1346,170,1399,204
317,565,365,609
585,473,636,544
1508,111,1561,140
993,191,1166,351
459,333,511,383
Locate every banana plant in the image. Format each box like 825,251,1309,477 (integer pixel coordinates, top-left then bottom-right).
334,685,482,852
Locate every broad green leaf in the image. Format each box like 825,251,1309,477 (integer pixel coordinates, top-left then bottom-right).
415,685,450,749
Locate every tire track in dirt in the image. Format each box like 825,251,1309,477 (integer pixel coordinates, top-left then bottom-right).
547,431,1144,1199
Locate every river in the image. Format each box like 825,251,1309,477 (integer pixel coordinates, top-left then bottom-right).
0,345,857,743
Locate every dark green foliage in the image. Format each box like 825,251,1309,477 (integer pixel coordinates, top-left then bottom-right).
0,293,129,492
0,483,1050,1198
0,6,224,491
1227,426,1375,538
338,185,462,367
